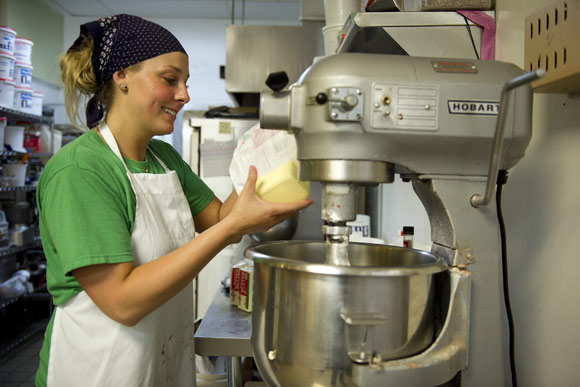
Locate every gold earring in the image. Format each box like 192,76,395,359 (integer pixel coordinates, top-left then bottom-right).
120,84,128,91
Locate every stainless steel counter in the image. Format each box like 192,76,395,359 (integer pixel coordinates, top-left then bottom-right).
195,288,252,357
195,288,252,387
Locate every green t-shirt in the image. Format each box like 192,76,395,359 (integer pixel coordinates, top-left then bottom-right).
37,129,214,306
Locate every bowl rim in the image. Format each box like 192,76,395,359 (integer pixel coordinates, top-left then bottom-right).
245,240,448,277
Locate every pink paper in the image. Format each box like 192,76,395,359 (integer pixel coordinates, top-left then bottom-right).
457,10,496,60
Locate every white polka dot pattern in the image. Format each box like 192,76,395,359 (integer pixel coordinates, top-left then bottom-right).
83,14,186,86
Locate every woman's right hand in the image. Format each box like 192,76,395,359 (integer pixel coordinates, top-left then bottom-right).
224,166,313,241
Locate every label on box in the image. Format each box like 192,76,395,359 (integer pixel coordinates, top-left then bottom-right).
238,267,253,312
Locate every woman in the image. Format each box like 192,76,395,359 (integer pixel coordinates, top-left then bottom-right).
35,14,312,387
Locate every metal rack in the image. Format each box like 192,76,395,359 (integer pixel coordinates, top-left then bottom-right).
0,107,53,357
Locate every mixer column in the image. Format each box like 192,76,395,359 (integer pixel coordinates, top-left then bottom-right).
321,183,357,266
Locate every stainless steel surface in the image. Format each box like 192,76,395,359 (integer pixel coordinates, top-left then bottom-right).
338,12,489,58
471,69,545,207
393,0,494,11
352,268,470,386
225,24,324,106
321,183,357,223
249,215,298,242
299,160,394,184
227,357,243,387
194,289,252,357
256,51,535,386
245,241,447,387
261,54,533,177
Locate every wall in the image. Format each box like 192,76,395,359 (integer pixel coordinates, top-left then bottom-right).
496,0,580,385
2,0,63,86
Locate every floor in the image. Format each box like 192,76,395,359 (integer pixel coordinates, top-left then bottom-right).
0,332,43,387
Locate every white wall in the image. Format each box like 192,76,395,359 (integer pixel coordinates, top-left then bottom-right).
496,1,580,385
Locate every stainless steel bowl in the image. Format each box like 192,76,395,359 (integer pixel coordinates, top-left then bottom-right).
245,241,447,387
249,215,297,242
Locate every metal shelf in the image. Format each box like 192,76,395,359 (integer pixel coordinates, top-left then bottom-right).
0,186,36,192
0,106,53,125
0,318,49,357
0,239,42,258
0,294,24,309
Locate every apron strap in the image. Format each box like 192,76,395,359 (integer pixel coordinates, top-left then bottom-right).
99,121,170,173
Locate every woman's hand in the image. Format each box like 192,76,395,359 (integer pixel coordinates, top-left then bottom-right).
224,166,313,241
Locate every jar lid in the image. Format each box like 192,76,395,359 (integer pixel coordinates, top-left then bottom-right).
0,78,15,85
0,26,17,35
15,37,33,45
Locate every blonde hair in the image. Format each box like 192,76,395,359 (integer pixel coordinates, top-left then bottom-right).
59,35,140,129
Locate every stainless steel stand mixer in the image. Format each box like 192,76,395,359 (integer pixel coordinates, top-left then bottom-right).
245,53,542,386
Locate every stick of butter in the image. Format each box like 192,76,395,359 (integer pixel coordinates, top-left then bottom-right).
255,160,310,203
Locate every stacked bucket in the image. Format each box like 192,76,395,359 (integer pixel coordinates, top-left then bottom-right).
0,25,42,116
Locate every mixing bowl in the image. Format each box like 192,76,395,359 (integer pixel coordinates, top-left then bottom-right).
245,240,447,387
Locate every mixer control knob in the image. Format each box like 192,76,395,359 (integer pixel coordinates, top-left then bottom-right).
265,71,289,92
315,92,328,105
340,94,359,111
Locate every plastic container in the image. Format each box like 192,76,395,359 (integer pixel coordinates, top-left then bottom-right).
3,162,28,186
23,127,41,152
322,23,343,55
31,91,43,116
14,62,32,88
347,214,371,239
0,78,15,108
402,226,415,248
14,37,33,64
0,53,15,80
13,86,33,114
0,26,16,56
4,125,26,152
323,0,361,26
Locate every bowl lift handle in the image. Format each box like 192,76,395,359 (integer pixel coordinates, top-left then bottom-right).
470,69,545,208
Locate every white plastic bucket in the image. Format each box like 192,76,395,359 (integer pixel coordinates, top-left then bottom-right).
14,38,33,64
0,53,15,80
13,86,33,114
14,62,32,88
4,125,26,152
323,0,361,26
3,163,27,186
0,26,16,56
0,78,15,108
32,91,43,116
322,24,343,56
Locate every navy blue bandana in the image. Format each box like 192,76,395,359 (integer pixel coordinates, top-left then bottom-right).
68,14,186,128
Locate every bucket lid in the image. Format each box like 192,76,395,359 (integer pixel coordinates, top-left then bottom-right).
15,37,33,45
0,52,15,59
15,62,33,69
0,77,15,85
0,26,17,35
14,86,33,92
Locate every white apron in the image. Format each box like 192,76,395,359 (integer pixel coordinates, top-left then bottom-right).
47,123,197,387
